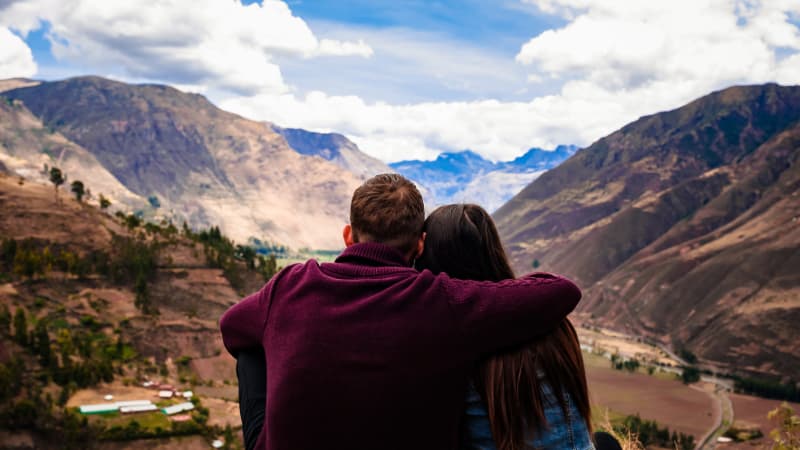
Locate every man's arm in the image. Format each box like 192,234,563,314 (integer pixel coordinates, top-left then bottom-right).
220,266,292,356
442,272,581,355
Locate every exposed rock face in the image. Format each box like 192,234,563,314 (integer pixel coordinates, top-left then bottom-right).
271,125,393,180
4,76,364,250
495,84,800,377
0,92,142,207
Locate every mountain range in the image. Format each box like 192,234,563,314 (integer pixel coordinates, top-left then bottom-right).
389,145,576,211
495,83,800,377
3,75,797,377
0,76,565,249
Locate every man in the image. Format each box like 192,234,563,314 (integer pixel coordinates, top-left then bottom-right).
220,174,581,450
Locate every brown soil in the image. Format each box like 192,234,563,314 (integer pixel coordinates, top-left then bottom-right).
716,394,800,449
587,365,715,438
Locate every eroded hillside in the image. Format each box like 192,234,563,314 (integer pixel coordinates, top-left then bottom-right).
0,173,272,448
495,83,800,377
3,76,363,250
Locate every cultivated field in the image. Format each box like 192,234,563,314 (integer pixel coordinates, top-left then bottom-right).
584,355,715,439
717,394,800,449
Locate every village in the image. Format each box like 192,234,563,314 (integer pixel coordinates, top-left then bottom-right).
73,379,229,449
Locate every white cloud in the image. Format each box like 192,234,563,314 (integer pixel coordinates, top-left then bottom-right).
221,89,620,163
222,0,800,163
516,0,800,91
0,26,35,79
316,39,374,58
0,0,372,95
274,23,533,103
2,0,800,164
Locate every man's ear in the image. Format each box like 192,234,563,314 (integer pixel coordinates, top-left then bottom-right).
343,224,355,247
414,232,426,259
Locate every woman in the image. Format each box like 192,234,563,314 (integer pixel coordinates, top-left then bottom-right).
416,204,597,450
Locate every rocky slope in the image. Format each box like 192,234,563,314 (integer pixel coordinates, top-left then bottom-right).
3,76,363,250
0,93,143,208
494,84,800,377
271,125,392,180
0,172,266,447
391,146,575,211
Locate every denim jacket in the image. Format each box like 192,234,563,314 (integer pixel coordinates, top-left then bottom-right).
461,381,595,450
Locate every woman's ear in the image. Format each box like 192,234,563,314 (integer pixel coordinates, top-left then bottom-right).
343,224,355,247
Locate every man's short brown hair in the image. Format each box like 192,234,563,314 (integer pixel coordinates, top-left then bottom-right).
350,173,425,255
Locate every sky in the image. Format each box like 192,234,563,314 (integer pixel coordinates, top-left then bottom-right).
1,0,800,163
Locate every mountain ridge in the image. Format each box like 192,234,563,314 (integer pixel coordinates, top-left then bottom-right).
271,125,393,180
3,76,365,250
390,145,576,211
494,83,800,377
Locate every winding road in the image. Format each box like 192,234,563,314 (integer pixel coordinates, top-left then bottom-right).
581,326,735,449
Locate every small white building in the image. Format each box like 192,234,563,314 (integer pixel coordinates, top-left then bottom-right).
182,390,194,399
79,403,118,415
158,390,174,399
162,402,194,416
120,404,158,414
116,400,153,408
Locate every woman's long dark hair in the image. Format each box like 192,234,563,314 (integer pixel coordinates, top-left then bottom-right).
417,204,591,450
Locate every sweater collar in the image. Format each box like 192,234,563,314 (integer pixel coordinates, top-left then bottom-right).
335,242,411,268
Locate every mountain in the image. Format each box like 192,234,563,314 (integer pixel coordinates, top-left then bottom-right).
0,171,254,446
390,146,576,211
494,83,800,377
271,125,393,179
2,76,364,250
0,92,143,207
499,145,577,171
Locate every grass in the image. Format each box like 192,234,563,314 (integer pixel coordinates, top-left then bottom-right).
582,351,679,381
593,409,646,450
93,410,172,432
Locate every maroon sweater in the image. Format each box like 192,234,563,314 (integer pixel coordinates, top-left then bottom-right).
220,243,581,450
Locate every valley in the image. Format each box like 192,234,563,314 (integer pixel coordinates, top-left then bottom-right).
576,318,796,449
2,78,799,449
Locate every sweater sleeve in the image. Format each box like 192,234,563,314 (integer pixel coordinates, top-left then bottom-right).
443,272,582,355
220,268,285,357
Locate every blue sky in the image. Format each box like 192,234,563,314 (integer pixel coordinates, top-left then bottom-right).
1,1,799,162
245,0,567,103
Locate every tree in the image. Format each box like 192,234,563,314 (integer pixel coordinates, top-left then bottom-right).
223,424,235,449
1,237,17,269
258,254,278,281
532,259,540,269
49,167,65,202
768,402,800,450
678,348,698,365
134,272,153,314
34,319,51,367
70,180,85,202
681,366,701,384
0,303,10,335
236,245,257,270
99,194,111,210
13,307,27,346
